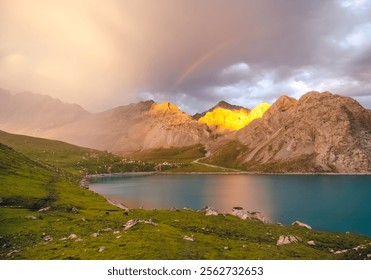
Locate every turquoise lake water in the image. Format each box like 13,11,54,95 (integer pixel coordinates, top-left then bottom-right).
89,174,371,236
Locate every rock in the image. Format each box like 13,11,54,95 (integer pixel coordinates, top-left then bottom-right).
70,207,79,214
183,235,194,242
79,179,90,189
307,240,316,246
232,207,269,223
100,228,112,232
224,246,230,250
292,221,312,230
334,249,348,254
98,246,105,252
38,206,51,212
123,219,157,230
276,235,302,245
25,216,37,220
6,250,19,257
91,233,99,238
43,236,53,242
113,231,120,235
235,92,371,173
124,219,140,230
204,206,218,216
68,234,78,239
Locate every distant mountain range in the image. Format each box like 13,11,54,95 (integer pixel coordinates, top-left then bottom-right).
1,88,370,173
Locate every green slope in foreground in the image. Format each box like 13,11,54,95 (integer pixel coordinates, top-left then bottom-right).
1,132,371,259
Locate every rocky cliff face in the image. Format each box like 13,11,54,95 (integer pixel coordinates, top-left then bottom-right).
196,101,270,133
234,92,371,173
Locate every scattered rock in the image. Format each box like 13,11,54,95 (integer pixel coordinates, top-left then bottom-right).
6,250,19,257
334,249,348,254
70,207,79,214
38,206,51,212
183,235,194,242
204,206,218,216
307,240,316,246
292,221,312,230
183,207,192,210
232,207,269,223
124,219,140,230
43,236,53,242
79,178,90,189
68,234,78,239
116,236,121,239
100,228,112,232
113,231,120,235
25,216,37,220
98,246,105,252
75,238,83,242
276,235,302,245
123,219,157,230
224,246,230,250
91,233,99,238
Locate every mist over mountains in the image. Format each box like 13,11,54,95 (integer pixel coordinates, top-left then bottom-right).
1,88,370,173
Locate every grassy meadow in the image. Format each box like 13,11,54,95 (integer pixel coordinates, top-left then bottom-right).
1,131,371,259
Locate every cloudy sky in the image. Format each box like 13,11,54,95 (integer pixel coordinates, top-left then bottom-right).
1,0,371,114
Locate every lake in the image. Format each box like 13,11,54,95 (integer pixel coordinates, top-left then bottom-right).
89,174,371,236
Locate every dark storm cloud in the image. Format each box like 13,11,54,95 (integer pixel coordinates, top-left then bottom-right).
1,0,370,113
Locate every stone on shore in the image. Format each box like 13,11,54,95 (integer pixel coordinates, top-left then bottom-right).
276,235,302,245
203,206,219,216
232,207,269,223
292,220,312,230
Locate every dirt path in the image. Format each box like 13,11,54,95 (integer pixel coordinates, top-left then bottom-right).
193,157,241,172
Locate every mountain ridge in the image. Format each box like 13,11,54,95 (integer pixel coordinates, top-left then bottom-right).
0,89,370,173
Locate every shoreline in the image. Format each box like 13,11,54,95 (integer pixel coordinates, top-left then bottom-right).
84,171,371,179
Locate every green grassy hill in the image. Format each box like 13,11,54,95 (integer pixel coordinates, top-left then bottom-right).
0,130,155,176
1,132,371,259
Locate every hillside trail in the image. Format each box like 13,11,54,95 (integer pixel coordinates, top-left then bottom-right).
192,157,242,172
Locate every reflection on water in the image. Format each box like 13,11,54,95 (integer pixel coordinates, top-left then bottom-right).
89,174,371,236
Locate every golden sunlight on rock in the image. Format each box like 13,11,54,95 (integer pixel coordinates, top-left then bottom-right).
151,102,180,113
198,103,271,132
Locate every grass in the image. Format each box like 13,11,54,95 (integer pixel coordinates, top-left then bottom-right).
201,140,249,169
128,144,206,163
0,130,156,176
1,131,371,259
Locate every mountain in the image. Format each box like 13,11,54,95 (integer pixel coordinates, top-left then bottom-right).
41,101,211,154
1,89,370,173
0,89,90,135
193,101,250,120
195,101,271,133
204,92,371,173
